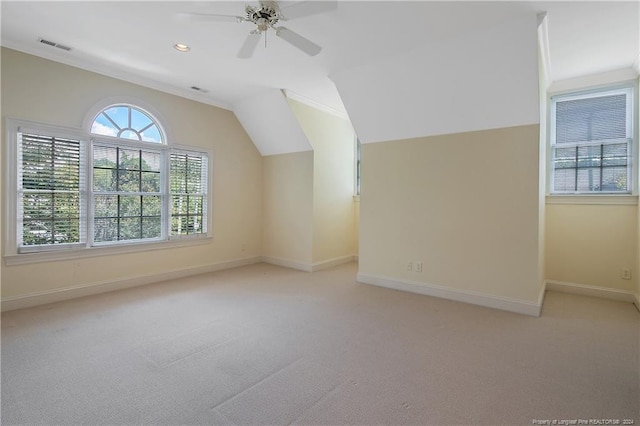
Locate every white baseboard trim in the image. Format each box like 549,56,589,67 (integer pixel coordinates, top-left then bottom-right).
357,273,542,317
1,256,262,312
537,279,547,310
311,255,357,272
545,280,636,303
261,255,358,272
261,256,313,272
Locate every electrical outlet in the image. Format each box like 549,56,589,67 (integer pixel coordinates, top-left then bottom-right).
415,261,423,272
407,261,412,272
621,268,631,280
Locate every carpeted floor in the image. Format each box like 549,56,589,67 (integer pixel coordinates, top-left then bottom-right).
2,262,639,425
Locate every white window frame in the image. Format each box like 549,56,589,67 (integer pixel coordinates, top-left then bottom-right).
354,135,361,197
169,148,210,239
7,120,89,255
90,104,165,143
89,136,168,247
4,117,212,265
549,84,635,196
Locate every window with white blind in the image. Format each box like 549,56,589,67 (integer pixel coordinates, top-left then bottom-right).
170,151,208,236
8,104,210,256
18,132,85,249
550,86,633,194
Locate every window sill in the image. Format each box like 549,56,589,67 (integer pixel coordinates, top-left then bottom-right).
4,236,212,266
546,194,638,206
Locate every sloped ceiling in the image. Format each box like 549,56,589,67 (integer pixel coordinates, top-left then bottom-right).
233,89,312,156
331,14,540,144
1,1,638,154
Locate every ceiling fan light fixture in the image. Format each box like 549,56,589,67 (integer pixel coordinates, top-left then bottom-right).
179,0,334,58
257,19,269,32
174,43,191,52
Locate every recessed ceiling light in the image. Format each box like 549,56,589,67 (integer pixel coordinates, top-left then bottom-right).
174,43,190,52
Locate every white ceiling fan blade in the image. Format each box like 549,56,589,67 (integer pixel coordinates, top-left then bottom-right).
238,31,262,59
279,1,337,20
275,27,321,56
177,12,244,23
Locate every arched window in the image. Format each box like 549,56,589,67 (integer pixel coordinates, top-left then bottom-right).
9,100,209,256
90,105,164,143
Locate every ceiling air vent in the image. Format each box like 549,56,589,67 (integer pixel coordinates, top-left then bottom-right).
38,38,72,52
190,86,209,93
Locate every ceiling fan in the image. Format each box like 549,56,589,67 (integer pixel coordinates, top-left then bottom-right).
180,0,337,59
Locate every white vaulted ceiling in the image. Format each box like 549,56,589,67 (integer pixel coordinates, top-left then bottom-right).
332,14,542,143
234,89,312,155
1,1,638,149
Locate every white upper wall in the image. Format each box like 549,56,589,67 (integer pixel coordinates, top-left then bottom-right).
232,89,312,156
331,14,540,144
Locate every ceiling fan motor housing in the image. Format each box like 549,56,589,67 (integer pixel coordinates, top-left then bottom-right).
245,3,280,32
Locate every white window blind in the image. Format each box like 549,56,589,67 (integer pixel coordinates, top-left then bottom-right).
17,131,85,250
551,87,633,193
170,150,208,237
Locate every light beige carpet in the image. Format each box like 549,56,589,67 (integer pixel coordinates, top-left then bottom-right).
2,262,639,425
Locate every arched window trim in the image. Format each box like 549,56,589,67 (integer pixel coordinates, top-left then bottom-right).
91,104,164,143
82,97,171,144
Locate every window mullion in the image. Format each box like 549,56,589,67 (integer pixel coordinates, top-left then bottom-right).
102,112,121,132
185,154,190,234
574,146,578,192
50,138,56,244
138,149,143,241
86,140,94,248
162,147,170,240
599,144,603,190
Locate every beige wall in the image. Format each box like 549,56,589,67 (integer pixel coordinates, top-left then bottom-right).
546,204,638,292
354,200,359,257
543,74,639,301
262,151,314,265
537,20,548,299
1,48,263,300
287,99,357,263
7,47,636,312
359,124,542,303
637,79,640,303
